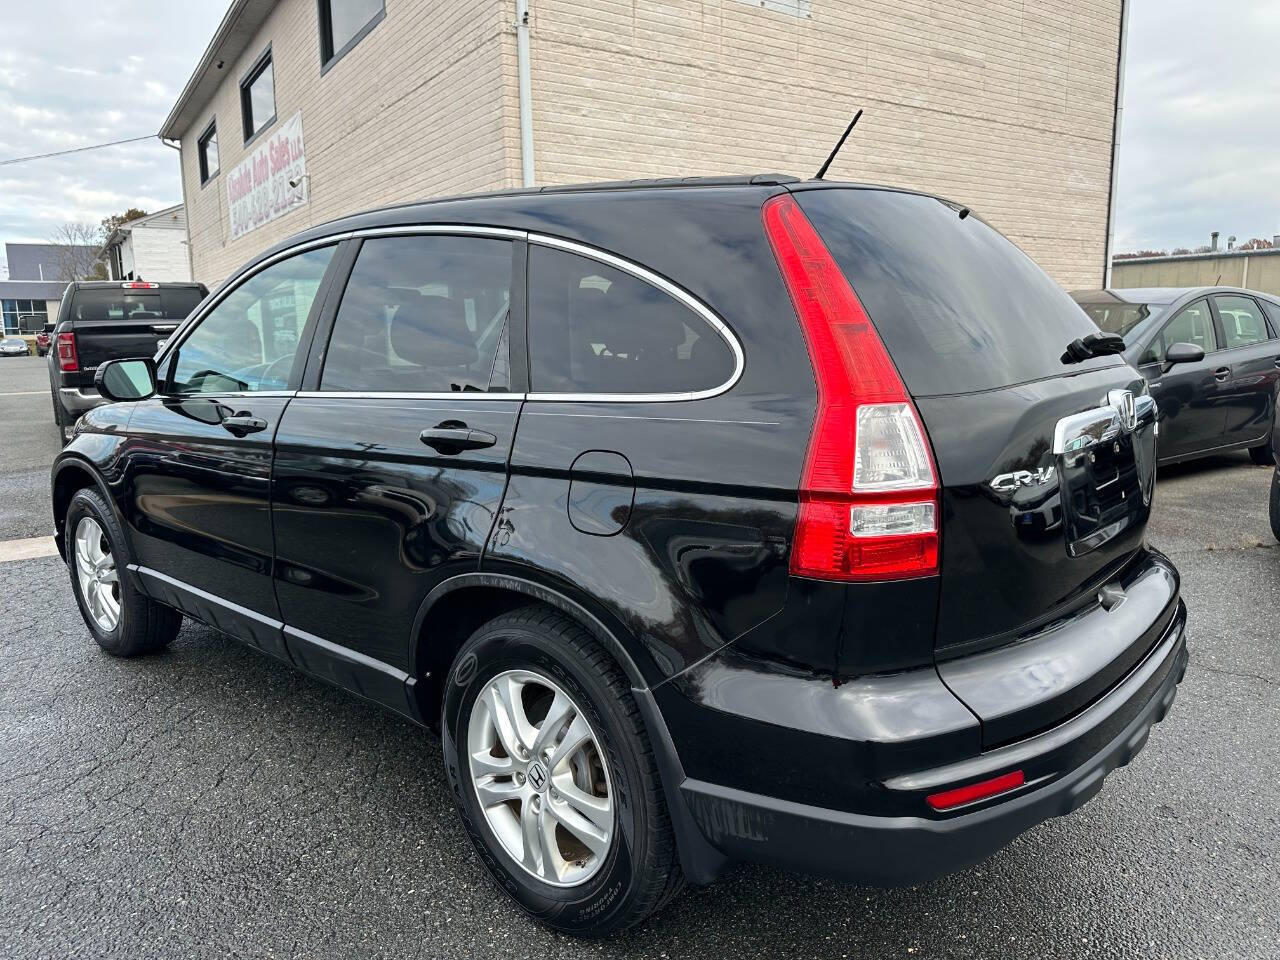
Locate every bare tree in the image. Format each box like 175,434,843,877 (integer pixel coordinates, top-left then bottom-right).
46,222,108,281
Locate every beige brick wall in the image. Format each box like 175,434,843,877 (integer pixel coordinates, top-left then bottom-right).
179,0,1119,290
529,0,1120,289
179,0,513,286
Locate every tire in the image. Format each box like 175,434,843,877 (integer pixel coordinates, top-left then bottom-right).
64,487,181,657
1270,468,1280,543
1249,436,1274,466
441,605,683,937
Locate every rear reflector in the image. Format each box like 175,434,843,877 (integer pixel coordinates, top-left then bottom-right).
927,770,1026,811
762,193,940,582
56,332,78,373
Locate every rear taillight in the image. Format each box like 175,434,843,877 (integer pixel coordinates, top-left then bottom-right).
763,194,939,582
56,332,79,372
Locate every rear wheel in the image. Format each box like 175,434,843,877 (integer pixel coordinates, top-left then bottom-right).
1249,435,1274,466
441,605,683,937
1270,468,1280,543
65,487,181,657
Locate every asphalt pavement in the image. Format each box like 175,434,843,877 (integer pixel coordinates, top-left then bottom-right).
1,352,1277,959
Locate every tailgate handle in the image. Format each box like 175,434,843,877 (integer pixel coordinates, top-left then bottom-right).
420,423,497,453
221,414,268,436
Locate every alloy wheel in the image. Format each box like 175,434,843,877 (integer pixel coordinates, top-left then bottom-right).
466,668,614,887
74,516,120,632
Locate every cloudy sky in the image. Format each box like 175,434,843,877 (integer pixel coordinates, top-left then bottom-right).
1,0,1278,272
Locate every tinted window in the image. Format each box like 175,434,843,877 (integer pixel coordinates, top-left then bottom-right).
1262,299,1280,335
198,122,218,183
169,246,334,394
70,289,202,322
1214,294,1270,349
164,288,206,320
797,189,1118,396
1076,301,1157,338
1143,299,1216,364
320,236,512,393
320,0,385,63
528,246,735,394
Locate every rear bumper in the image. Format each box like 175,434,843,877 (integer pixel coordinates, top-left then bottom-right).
58,386,103,416
659,600,1187,886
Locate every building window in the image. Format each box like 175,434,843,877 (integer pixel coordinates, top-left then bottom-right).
198,120,219,184
2,299,48,335
319,0,385,71
240,48,276,142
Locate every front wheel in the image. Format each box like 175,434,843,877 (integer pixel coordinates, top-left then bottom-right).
441,606,683,937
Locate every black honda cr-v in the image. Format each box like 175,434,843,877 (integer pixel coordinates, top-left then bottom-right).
51,175,1187,936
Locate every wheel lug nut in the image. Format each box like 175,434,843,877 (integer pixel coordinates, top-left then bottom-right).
515,772,525,785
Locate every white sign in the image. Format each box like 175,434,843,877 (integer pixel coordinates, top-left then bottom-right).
226,110,307,241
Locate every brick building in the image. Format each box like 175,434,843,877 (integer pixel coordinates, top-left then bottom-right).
161,0,1125,290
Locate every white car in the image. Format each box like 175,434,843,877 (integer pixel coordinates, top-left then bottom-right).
1,336,31,356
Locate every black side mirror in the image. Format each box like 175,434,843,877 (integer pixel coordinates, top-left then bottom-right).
96,358,157,402
1162,341,1205,372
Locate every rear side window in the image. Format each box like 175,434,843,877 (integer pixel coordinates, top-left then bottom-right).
796,189,1117,396
320,235,513,393
1213,294,1271,349
527,246,735,395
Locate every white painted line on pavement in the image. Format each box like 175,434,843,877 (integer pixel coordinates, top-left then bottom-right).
0,536,60,563
0,391,46,397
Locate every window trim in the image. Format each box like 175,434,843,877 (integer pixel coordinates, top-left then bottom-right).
159,225,745,404
196,119,219,185
239,46,277,145
317,0,386,75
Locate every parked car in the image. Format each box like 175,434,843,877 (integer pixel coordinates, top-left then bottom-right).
51,177,1188,936
47,280,208,442
1,336,30,357
1071,286,1280,465
35,323,54,357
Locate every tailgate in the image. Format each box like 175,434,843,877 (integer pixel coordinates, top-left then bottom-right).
75,319,179,371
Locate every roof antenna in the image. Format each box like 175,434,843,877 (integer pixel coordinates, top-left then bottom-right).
814,109,863,181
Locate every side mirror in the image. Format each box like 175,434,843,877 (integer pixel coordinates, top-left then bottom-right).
96,358,157,402
1162,341,1205,372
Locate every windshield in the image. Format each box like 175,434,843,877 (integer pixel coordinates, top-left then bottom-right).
1075,301,1161,338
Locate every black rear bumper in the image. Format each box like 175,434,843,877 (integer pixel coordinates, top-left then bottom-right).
649,601,1187,887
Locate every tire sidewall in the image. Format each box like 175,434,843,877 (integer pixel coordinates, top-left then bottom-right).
65,490,131,653
441,622,643,934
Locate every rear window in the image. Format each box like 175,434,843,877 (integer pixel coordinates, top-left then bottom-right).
1074,301,1159,338
796,189,1118,396
70,288,203,322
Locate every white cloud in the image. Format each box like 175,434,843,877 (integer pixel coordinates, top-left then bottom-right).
0,1,227,245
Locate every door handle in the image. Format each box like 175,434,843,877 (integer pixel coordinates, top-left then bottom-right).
1213,366,1231,382
419,425,498,452
1273,357,1280,369
221,414,269,436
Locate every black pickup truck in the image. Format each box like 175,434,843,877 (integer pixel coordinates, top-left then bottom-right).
48,280,207,442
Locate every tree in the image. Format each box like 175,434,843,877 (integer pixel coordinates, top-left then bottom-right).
46,222,108,281
1238,237,1274,251
101,207,148,236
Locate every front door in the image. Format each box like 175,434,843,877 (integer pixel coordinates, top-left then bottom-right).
270,233,521,704
1138,298,1226,461
122,244,339,656
1210,293,1280,447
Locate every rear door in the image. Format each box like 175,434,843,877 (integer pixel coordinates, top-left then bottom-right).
270,231,521,705
794,186,1161,704
123,245,338,659
1137,298,1226,460
1210,293,1280,447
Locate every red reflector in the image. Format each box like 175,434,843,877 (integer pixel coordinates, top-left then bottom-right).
56,332,79,372
927,770,1026,811
762,193,940,582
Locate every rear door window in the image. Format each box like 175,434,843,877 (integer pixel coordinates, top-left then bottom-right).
527,245,736,395
1213,294,1271,349
319,235,513,393
795,188,1118,396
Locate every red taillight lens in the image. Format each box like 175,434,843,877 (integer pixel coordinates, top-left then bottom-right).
763,194,940,582
57,332,79,372
926,770,1026,811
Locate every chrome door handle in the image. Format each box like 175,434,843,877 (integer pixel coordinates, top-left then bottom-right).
221,414,268,436
1213,367,1231,382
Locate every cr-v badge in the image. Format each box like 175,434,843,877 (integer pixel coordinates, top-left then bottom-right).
990,467,1056,492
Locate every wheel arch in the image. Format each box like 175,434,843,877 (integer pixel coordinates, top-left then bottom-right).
51,456,128,562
